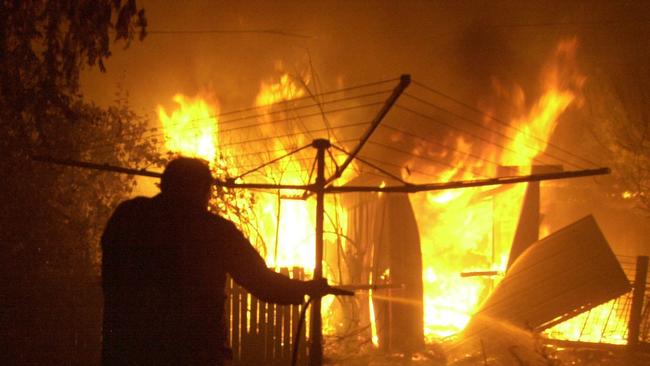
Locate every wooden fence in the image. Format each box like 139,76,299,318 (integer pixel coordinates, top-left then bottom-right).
225,267,309,366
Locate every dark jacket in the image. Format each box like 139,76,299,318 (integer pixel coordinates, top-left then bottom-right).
101,194,308,365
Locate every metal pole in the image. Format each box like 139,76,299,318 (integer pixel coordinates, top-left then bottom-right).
628,255,648,349
324,167,610,193
326,74,410,184
31,156,610,194
309,138,330,366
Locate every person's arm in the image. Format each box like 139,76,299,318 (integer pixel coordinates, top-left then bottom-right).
220,221,325,305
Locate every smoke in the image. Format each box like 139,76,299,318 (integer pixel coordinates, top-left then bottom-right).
81,2,648,107
80,1,650,252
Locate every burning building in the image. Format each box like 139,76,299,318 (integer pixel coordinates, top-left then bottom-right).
6,2,650,365
142,36,650,365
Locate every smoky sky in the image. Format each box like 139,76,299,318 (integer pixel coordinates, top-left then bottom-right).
79,1,650,253
82,1,648,137
80,2,641,105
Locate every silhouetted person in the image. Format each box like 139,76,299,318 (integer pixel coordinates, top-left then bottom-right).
101,157,330,366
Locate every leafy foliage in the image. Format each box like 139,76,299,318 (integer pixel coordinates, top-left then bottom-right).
586,25,650,213
0,0,153,282
0,2,158,363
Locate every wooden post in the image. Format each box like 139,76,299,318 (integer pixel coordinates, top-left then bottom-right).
309,139,330,366
291,267,305,364
241,292,248,362
628,255,648,349
281,268,292,362
297,268,308,362
265,301,275,361
249,294,259,363
225,277,232,358
232,281,241,360
274,300,282,360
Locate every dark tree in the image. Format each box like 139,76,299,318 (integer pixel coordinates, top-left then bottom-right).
586,23,650,213
0,1,159,364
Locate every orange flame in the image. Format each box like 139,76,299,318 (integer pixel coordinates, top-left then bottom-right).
414,38,589,341
157,94,219,163
252,73,315,270
544,299,628,344
156,40,624,345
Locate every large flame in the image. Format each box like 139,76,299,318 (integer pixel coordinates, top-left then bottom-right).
413,38,596,341
156,40,627,346
252,73,343,334
251,74,316,270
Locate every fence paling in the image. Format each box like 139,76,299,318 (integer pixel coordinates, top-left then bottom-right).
232,278,241,358
274,299,283,360
281,267,292,361
292,267,308,362
226,267,307,365
265,301,275,361
225,278,232,356
248,292,259,363
240,283,246,358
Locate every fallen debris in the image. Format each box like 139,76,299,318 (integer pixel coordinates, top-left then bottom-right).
474,215,630,332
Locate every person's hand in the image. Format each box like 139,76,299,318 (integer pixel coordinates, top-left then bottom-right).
304,278,329,298
304,278,354,297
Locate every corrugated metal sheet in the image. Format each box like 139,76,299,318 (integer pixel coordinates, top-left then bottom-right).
472,215,630,332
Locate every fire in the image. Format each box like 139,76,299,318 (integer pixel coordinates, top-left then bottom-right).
251,73,342,333
250,73,317,270
501,38,584,169
157,94,219,163
265,200,316,269
156,75,316,271
156,74,339,330
156,38,626,347
413,38,590,341
255,74,306,107
544,299,628,345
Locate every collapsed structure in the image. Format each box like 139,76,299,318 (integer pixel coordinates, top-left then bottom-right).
473,215,630,332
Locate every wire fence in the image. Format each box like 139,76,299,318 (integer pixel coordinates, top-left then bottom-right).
543,255,650,345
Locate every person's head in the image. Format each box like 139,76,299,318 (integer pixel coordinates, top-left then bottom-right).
160,157,213,208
